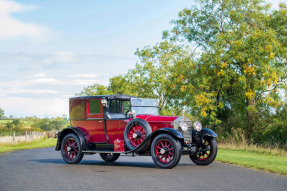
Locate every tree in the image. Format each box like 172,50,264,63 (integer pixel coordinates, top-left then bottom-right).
0,108,4,119
49,118,67,130
76,0,287,143
76,83,112,96
163,0,287,137
109,41,194,114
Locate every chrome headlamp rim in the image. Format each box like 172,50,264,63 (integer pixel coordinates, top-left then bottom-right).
193,120,202,131
179,121,188,132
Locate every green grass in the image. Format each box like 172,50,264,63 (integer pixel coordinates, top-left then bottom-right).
0,138,57,154
216,148,287,175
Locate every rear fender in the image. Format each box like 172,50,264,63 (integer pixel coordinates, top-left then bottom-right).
55,127,88,151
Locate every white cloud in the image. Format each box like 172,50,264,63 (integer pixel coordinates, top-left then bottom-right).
68,74,99,78
26,73,48,78
68,79,109,86
0,96,69,118
0,77,62,87
0,0,49,39
0,77,108,88
42,51,74,65
3,88,61,94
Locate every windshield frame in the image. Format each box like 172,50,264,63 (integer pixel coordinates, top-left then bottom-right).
130,98,159,115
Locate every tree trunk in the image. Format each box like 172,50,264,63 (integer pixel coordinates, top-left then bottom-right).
246,97,256,139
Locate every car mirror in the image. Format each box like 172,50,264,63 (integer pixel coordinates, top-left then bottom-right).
127,110,136,117
101,99,108,107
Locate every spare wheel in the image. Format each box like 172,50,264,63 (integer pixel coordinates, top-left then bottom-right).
124,118,152,150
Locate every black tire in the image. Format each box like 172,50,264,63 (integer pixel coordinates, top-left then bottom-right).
124,118,152,150
190,137,217,165
151,133,181,169
100,153,120,162
61,133,84,164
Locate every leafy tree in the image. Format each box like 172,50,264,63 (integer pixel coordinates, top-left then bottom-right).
109,41,194,114
109,75,137,96
5,119,23,130
77,0,287,145
5,122,14,129
0,108,4,119
49,117,67,130
163,0,287,137
76,83,112,96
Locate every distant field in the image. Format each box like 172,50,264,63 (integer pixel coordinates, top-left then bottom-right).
0,119,13,124
0,119,32,128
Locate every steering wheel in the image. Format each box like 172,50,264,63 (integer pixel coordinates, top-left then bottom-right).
125,108,132,118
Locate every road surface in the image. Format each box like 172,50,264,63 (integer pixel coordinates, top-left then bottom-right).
0,147,286,191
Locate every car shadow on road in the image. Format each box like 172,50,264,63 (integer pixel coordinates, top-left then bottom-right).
30,159,195,169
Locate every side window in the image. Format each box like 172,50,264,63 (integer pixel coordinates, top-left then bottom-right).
89,100,101,114
108,100,121,113
123,101,130,113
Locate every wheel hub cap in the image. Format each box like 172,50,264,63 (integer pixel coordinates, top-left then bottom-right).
132,132,141,139
160,147,169,155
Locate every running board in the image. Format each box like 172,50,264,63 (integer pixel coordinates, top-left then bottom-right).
82,150,132,154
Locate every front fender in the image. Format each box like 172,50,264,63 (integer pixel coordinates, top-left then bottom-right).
133,128,184,155
55,127,88,151
193,128,217,143
151,128,184,144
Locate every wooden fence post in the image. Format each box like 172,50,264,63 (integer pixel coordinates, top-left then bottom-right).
13,131,15,143
25,131,28,141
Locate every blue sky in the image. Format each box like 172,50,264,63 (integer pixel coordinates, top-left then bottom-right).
0,0,282,118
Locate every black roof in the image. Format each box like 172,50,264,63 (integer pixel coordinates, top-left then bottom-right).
70,95,137,101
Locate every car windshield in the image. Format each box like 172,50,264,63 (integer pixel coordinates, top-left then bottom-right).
130,98,159,115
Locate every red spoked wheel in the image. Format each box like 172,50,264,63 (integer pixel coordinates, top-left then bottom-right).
155,139,174,163
61,133,84,164
190,137,217,165
128,125,146,147
151,133,181,169
124,118,152,150
64,138,79,160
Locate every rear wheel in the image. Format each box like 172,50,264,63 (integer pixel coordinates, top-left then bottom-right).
100,153,120,162
61,133,84,164
151,133,181,169
190,137,217,165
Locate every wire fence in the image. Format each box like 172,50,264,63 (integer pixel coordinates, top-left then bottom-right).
0,131,47,143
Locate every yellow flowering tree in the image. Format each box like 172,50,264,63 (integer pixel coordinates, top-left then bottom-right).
164,0,287,136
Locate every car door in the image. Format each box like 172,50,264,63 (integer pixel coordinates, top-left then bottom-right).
85,98,108,143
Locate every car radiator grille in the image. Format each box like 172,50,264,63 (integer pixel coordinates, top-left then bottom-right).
182,127,192,143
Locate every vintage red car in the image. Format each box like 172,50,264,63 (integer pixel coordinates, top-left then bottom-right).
56,95,217,168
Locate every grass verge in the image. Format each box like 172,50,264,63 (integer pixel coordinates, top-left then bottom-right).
0,138,57,154
216,148,287,175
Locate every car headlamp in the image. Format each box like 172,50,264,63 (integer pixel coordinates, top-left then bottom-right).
193,121,202,131
179,121,188,131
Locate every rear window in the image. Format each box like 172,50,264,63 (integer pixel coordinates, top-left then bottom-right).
89,100,101,113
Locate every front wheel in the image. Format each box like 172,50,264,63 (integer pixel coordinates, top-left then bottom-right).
61,133,84,164
190,137,217,165
100,153,120,162
151,133,181,169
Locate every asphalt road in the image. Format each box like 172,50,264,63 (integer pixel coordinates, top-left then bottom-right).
0,148,286,191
